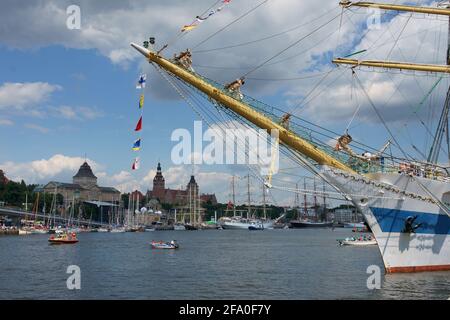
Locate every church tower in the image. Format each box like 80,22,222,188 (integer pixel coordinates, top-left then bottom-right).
186,175,200,223
152,162,165,199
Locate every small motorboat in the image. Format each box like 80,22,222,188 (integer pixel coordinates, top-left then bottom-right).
48,232,79,244
248,224,264,231
151,240,179,249
337,236,377,246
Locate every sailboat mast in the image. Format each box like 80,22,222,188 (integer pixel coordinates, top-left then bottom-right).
303,178,308,219
232,175,236,217
247,174,251,219
313,178,318,221
336,1,450,165
262,181,267,220
428,3,450,164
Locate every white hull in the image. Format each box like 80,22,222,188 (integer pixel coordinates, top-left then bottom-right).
323,166,450,273
221,219,274,230
343,222,365,229
340,239,377,246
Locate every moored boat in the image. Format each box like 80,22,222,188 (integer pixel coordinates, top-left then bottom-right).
174,224,186,231
184,224,198,230
248,224,264,231
289,220,333,228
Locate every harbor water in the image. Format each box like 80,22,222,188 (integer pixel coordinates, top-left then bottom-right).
0,228,448,299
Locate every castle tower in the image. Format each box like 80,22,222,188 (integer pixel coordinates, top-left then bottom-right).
152,162,165,199
73,161,97,189
186,175,199,223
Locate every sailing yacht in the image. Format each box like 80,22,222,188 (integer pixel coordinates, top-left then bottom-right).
130,1,450,273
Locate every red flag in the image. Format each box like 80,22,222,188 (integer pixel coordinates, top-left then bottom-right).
135,116,142,131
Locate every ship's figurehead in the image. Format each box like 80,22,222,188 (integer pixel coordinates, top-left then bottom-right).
402,215,423,234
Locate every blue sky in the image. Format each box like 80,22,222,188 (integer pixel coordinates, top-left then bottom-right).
0,0,447,205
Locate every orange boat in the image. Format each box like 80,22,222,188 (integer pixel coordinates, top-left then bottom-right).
48,232,79,244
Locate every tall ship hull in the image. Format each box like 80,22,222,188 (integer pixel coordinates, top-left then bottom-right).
290,220,333,228
221,219,274,230
323,166,450,273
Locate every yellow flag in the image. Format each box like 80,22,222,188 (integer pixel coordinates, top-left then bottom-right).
139,94,144,109
181,24,197,32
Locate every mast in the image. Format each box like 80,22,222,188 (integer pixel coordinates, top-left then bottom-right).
232,175,236,217
303,178,308,220
313,178,318,222
262,181,267,220
247,173,251,219
322,182,327,221
428,2,450,164
332,58,450,73
295,182,300,220
335,1,450,165
339,1,450,16
334,2,450,74
130,43,355,174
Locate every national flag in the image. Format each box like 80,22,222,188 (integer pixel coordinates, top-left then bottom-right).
136,74,146,89
132,157,140,170
132,138,141,151
139,94,144,109
135,116,142,131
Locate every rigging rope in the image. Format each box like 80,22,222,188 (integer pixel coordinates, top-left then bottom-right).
240,11,343,78
193,0,270,49
158,0,222,53
193,5,340,53
353,71,410,159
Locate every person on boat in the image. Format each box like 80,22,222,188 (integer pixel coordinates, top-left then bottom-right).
280,113,291,129
224,77,245,100
174,49,193,71
334,132,353,152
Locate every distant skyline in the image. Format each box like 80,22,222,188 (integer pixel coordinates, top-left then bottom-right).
0,0,446,205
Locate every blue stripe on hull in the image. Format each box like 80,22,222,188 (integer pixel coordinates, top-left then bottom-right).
370,207,450,235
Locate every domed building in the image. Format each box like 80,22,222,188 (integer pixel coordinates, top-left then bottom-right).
43,161,120,205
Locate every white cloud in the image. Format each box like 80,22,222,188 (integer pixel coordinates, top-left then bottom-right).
52,105,103,120
0,82,61,111
24,123,50,133
0,119,14,126
0,154,101,183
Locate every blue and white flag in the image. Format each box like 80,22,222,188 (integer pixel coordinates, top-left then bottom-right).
136,74,147,89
